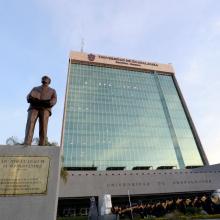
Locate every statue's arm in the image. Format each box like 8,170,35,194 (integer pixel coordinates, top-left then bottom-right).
27,93,31,103
50,89,57,107
27,88,40,104
27,89,34,103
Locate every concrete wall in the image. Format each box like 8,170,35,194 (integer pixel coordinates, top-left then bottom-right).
59,164,220,198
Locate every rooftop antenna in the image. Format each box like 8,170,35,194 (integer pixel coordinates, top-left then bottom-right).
80,37,85,52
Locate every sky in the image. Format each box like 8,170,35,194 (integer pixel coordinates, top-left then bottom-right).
0,0,220,164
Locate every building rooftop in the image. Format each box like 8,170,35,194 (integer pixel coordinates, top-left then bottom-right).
69,51,175,74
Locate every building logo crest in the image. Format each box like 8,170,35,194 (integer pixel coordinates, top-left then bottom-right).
88,53,95,62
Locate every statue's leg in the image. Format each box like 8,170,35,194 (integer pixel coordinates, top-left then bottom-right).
39,110,50,146
24,109,39,145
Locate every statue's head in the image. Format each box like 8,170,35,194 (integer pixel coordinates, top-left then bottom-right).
41,75,51,85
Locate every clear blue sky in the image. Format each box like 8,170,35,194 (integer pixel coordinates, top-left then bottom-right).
0,0,220,164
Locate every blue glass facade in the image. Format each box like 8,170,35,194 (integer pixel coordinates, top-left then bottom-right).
62,62,204,170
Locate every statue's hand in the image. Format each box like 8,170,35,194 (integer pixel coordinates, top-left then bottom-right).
28,96,40,104
39,99,52,108
49,100,54,107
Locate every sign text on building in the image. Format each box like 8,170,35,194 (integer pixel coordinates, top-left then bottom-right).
98,55,158,67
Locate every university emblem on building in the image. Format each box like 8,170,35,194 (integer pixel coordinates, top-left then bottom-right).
88,53,95,61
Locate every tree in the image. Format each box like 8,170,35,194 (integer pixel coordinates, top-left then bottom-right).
6,136,22,145
60,155,68,183
31,137,58,146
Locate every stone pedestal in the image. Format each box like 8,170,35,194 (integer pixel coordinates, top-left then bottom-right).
0,145,61,220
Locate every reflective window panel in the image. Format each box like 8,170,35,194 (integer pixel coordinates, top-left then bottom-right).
62,64,203,170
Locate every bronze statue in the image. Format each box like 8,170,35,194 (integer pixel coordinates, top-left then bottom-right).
24,76,57,146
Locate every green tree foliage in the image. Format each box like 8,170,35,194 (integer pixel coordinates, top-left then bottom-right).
6,136,22,145
60,155,68,183
32,137,58,146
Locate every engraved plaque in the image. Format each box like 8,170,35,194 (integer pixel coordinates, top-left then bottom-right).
0,156,50,196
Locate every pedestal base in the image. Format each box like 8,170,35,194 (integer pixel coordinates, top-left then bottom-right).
0,145,61,220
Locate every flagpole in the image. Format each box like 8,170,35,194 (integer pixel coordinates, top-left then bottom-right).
128,190,133,219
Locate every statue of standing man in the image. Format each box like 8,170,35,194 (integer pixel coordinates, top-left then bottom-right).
24,76,57,146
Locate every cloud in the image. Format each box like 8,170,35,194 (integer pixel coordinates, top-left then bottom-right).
176,16,220,164
35,0,208,55
32,0,220,164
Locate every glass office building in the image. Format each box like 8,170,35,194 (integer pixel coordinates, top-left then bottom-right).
61,52,208,170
